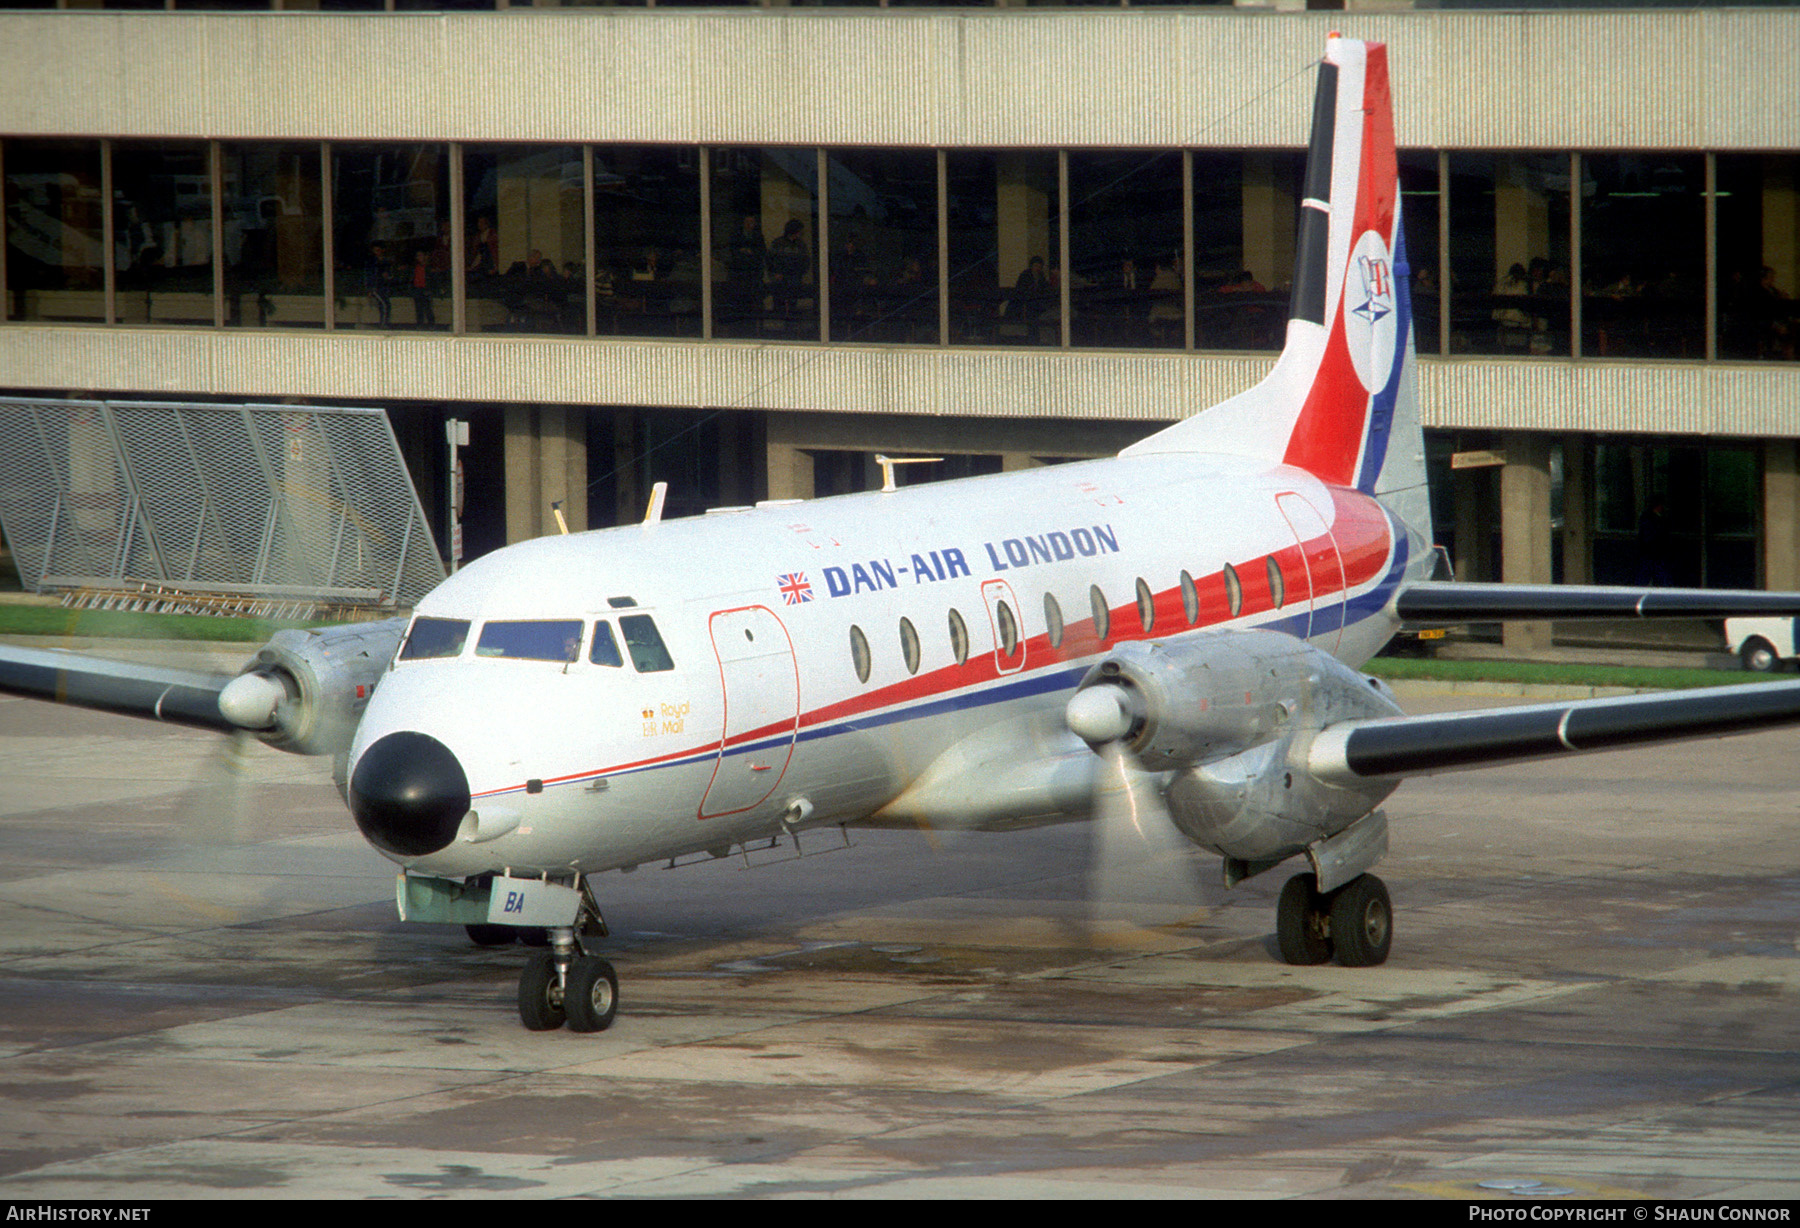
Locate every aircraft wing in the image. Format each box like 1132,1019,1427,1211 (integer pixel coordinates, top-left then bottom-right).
1395,581,1800,623
1309,677,1800,782
0,641,239,732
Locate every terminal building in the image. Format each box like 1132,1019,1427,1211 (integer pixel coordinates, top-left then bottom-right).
2,1,1798,636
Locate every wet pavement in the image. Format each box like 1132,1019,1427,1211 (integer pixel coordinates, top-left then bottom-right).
0,661,1797,1199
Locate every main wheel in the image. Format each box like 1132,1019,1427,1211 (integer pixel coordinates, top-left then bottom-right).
1741,638,1780,673
1329,874,1392,967
517,950,566,1031
1276,873,1333,965
565,955,619,1033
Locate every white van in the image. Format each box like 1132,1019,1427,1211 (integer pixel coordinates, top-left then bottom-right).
1725,618,1797,672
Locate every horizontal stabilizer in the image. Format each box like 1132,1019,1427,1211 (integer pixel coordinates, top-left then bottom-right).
1396,582,1800,624
1310,678,1800,781
0,643,237,732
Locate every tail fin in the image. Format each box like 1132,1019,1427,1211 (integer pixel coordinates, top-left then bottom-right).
1127,36,1429,521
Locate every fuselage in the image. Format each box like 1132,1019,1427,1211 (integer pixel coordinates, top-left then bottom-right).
348,450,1421,879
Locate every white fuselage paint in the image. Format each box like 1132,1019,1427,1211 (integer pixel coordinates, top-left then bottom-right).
349,451,1423,880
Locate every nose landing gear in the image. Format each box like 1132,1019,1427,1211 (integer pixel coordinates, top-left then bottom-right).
510,875,618,1032
518,945,618,1032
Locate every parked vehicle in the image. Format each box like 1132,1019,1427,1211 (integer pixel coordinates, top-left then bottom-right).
1726,617,1797,672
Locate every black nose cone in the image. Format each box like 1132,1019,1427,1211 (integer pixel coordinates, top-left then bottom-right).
349,731,471,857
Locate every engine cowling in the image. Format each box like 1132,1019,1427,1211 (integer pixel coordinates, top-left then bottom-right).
219,617,407,757
1067,631,1404,862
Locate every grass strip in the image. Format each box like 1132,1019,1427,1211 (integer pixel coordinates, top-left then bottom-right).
1366,654,1765,690
0,604,337,643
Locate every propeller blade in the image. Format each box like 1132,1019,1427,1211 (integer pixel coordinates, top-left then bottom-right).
1087,740,1207,944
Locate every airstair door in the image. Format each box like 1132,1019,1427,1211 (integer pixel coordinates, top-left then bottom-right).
699,605,800,819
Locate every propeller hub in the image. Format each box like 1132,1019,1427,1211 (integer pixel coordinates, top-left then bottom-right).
218,671,285,731
1067,684,1136,744
349,731,471,858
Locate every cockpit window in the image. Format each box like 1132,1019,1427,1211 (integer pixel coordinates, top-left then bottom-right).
590,621,624,668
400,617,470,661
476,619,583,662
619,614,675,673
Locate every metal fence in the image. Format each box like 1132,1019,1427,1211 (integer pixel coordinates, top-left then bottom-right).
0,398,445,609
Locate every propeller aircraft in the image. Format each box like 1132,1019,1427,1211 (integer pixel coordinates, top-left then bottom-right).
8,35,1800,1033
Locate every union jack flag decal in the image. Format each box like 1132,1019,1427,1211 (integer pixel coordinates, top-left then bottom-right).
777,572,813,605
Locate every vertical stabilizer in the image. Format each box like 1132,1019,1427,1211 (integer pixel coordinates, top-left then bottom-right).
1126,37,1431,542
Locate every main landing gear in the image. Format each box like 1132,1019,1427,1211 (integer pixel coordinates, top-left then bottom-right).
1276,871,1391,967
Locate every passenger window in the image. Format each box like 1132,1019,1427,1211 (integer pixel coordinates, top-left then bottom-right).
475,619,583,662
899,617,921,675
1135,578,1155,633
400,616,470,661
1044,592,1064,649
850,624,872,683
1180,570,1198,626
1266,555,1286,608
589,621,624,668
619,614,675,672
948,608,969,666
1089,585,1111,641
996,600,1019,658
1223,562,1243,617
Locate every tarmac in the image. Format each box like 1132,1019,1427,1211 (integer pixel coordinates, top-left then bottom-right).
0,637,1797,1199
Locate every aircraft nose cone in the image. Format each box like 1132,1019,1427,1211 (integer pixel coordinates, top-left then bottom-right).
349,731,471,858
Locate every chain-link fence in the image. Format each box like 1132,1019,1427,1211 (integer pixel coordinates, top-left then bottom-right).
0,398,445,609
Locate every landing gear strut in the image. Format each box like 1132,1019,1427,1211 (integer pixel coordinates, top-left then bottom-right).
1275,871,1392,967
512,876,617,1032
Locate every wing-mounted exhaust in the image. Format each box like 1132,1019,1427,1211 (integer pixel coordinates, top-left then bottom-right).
1066,631,1402,869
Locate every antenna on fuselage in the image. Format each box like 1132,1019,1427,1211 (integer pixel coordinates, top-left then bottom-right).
873,454,943,493
642,481,668,525
551,500,570,536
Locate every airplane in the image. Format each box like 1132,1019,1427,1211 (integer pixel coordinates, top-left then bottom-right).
8,33,1800,1034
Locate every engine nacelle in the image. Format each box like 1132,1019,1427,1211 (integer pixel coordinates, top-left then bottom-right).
1070,631,1405,862
226,617,407,757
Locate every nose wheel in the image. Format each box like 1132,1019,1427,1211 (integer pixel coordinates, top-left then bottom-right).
512,877,619,1032
518,946,619,1032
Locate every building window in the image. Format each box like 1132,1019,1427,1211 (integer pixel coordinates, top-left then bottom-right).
335,143,451,334
112,140,215,327
1191,150,1299,353
1447,152,1571,359
462,144,580,336
1716,154,1800,363
1069,150,1184,350
594,145,702,340
5,140,105,324
946,150,1060,347
220,142,324,330
1582,154,1705,360
824,147,938,345
712,147,820,341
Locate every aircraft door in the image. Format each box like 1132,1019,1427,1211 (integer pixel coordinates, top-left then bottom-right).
699,605,800,819
1276,492,1346,653
980,579,1027,675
